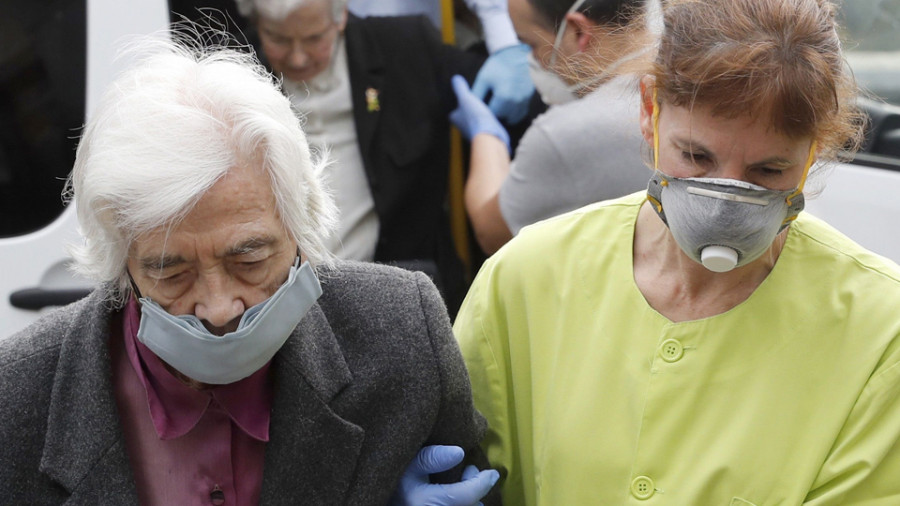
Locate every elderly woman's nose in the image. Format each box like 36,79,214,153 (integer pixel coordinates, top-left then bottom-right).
192,277,246,332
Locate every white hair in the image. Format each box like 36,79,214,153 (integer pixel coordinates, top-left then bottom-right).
234,0,348,22
67,30,338,302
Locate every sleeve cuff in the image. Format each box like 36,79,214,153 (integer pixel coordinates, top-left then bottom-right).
479,11,520,54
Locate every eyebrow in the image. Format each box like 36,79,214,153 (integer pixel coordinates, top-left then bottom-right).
225,236,280,257
139,253,185,272
138,236,281,272
674,137,795,168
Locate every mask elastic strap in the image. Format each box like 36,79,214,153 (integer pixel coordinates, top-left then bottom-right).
644,87,666,213
126,270,144,301
571,47,652,96
785,141,817,206
652,88,661,172
549,0,589,68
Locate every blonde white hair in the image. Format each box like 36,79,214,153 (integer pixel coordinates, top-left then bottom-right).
67,31,338,302
234,0,348,22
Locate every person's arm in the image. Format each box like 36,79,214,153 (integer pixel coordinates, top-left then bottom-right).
405,271,502,504
803,354,900,504
466,134,513,255
453,263,523,506
463,0,518,54
449,75,514,255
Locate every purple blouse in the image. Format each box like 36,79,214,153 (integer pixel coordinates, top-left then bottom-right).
111,298,272,505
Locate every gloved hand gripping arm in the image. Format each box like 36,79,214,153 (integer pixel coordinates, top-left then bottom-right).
390,445,500,506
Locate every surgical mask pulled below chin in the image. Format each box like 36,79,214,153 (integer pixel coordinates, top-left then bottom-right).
647,171,805,273
136,260,322,385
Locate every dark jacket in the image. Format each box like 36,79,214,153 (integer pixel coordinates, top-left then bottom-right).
0,261,487,505
345,13,482,261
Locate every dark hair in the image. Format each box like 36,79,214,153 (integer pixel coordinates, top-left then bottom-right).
650,0,864,160
528,0,648,30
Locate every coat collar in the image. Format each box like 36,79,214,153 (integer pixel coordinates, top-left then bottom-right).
40,285,364,503
39,287,139,503
261,301,364,502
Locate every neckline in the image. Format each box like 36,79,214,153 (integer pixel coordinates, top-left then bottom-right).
625,197,796,325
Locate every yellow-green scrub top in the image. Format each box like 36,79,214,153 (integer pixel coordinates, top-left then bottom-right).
454,191,900,505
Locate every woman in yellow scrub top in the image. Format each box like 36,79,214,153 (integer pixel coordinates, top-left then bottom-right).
453,0,900,504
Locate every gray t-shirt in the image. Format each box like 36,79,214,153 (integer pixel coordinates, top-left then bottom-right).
499,75,650,234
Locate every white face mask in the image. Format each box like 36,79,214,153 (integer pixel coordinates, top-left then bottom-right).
136,259,322,384
529,0,650,105
528,52,580,105
526,0,589,105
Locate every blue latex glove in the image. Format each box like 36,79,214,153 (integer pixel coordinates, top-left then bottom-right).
450,75,511,153
390,445,500,506
471,44,534,125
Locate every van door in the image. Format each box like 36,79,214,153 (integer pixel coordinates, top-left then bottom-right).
0,0,168,339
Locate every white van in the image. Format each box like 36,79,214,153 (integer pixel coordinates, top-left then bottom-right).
1,0,899,339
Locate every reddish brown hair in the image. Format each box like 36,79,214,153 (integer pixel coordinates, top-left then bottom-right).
649,0,864,160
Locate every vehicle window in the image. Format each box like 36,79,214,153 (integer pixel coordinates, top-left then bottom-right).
838,0,900,106
0,0,86,238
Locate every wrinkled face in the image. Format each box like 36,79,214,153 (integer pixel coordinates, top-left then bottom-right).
127,162,297,336
508,0,559,69
257,0,346,83
640,90,814,191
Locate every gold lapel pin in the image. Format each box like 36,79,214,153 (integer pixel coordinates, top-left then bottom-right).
365,87,380,112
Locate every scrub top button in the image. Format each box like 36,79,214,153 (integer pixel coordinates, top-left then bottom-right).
631,475,655,500
659,338,684,362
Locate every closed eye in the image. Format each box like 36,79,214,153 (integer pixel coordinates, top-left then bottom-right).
263,31,289,45
682,151,711,164
151,270,189,284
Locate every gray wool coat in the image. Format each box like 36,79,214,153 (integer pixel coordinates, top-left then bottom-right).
0,261,489,505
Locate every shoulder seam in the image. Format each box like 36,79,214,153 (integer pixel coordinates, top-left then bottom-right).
791,223,900,285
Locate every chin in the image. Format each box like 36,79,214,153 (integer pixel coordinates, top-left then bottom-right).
284,69,319,84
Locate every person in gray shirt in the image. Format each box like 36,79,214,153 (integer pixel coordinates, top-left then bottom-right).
450,0,659,254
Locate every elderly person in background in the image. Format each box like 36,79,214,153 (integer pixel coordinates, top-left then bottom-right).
449,0,657,254
0,34,498,505
455,0,900,503
235,0,533,311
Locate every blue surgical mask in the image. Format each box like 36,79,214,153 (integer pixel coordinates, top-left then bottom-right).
136,259,322,384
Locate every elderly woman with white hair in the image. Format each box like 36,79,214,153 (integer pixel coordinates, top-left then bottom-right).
0,33,498,505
